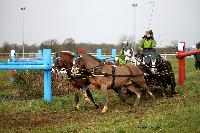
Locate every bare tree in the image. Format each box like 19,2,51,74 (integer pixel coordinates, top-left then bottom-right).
1,42,11,53
169,40,178,49
63,38,76,51
40,39,59,52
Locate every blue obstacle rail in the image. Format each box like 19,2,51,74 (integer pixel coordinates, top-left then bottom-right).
0,49,53,102
96,48,116,63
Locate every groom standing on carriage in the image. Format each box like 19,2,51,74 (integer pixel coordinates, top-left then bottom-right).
118,41,135,65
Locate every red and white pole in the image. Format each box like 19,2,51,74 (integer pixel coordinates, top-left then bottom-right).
177,51,185,85
176,42,200,85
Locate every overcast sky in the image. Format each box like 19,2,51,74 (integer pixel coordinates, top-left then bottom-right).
0,0,199,47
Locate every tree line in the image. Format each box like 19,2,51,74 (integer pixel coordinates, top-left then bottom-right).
0,38,121,54
1,38,199,54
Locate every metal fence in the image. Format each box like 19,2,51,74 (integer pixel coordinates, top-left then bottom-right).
0,52,178,60
0,53,56,60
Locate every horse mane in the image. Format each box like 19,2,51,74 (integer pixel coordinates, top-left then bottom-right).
80,53,102,63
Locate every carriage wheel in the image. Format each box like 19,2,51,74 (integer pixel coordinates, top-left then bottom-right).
168,72,177,96
163,61,177,96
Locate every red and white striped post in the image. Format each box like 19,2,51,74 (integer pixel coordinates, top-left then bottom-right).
176,42,185,85
176,42,200,85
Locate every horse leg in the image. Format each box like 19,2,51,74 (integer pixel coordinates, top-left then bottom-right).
101,84,108,113
82,87,90,103
132,81,155,100
141,84,155,99
158,79,167,98
85,87,99,109
126,84,142,106
113,88,126,102
74,87,80,110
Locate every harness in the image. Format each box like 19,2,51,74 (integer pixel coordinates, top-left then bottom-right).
109,65,144,89
69,62,144,88
57,54,144,86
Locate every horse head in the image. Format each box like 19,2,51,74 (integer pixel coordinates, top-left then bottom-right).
53,51,75,77
73,52,102,75
139,54,162,74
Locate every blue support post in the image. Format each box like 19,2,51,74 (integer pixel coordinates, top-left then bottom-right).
97,49,102,60
38,50,43,59
43,49,52,102
112,49,116,58
111,49,116,63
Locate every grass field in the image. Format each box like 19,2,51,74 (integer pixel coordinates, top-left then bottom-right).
0,58,200,133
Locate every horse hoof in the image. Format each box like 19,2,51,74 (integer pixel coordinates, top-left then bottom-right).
172,91,178,95
101,106,108,113
84,97,90,103
75,104,80,110
83,92,90,102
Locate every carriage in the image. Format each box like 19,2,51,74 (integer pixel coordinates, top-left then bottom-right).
131,49,177,97
118,42,176,97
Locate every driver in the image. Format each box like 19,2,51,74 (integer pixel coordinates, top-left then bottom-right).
139,30,158,59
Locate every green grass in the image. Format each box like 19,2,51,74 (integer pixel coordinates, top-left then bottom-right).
0,58,200,132
0,59,11,82
0,70,10,82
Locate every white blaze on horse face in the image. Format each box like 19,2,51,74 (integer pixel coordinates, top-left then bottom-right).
151,59,157,74
125,49,131,62
71,66,79,76
125,56,130,62
142,56,147,64
125,49,131,56
51,68,55,73
130,51,137,65
60,68,67,74
152,60,156,67
73,60,76,65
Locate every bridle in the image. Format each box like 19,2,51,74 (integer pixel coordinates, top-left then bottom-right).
73,54,103,75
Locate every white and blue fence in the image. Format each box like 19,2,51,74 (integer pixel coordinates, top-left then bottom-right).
0,49,53,102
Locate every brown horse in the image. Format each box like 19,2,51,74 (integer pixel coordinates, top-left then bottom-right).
53,51,99,109
73,53,155,113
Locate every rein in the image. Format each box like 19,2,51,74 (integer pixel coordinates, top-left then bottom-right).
74,53,144,82
77,56,103,73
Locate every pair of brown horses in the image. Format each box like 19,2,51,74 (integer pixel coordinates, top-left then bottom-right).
54,51,155,113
